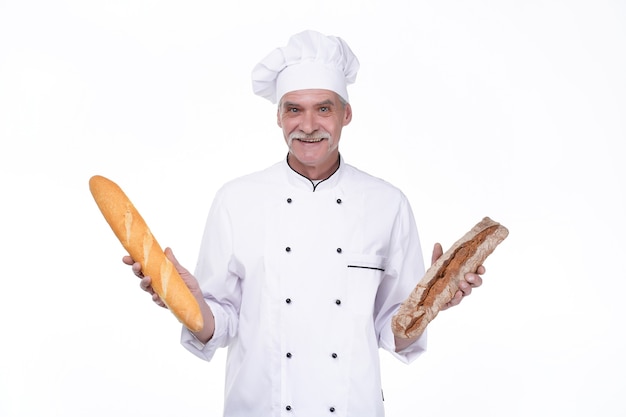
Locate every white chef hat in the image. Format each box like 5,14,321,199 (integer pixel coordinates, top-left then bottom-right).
251,30,360,104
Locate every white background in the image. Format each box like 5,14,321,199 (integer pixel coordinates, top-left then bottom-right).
1,1,625,416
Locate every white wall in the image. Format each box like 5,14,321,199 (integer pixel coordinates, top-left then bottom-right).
1,1,624,416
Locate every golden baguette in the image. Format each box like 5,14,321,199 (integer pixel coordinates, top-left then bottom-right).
89,175,203,332
392,217,508,339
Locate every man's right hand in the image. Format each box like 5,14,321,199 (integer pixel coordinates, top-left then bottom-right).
122,247,215,343
122,247,201,309
123,254,166,308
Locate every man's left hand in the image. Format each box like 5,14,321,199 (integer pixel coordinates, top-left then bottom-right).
430,242,485,310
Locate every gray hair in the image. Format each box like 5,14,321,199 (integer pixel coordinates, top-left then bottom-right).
278,93,348,112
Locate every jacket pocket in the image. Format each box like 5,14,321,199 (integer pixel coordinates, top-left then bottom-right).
345,254,388,316
346,254,388,272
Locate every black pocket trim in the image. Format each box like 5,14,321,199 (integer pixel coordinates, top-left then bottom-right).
347,265,385,272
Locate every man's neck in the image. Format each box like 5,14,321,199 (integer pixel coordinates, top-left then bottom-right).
286,154,340,181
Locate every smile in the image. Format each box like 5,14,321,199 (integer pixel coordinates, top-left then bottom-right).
296,137,326,143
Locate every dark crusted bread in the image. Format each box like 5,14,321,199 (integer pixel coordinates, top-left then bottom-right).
392,217,508,339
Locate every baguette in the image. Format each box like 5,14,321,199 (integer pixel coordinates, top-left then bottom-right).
392,217,508,339
89,175,203,332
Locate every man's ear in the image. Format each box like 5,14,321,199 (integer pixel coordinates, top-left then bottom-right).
343,103,353,126
276,108,282,128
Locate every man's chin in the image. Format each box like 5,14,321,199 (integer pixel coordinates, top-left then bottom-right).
289,148,339,167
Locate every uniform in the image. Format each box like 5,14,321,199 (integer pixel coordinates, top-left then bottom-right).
181,157,427,416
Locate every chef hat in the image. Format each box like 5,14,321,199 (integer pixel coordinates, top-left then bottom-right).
251,30,360,104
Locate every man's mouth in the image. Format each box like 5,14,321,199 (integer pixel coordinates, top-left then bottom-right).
296,137,326,143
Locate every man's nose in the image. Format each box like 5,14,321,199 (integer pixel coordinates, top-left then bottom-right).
299,111,318,134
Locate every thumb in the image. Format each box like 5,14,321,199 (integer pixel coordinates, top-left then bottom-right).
431,242,443,266
164,247,186,273
164,247,201,294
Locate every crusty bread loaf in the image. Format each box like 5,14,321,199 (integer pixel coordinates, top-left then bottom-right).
392,217,508,339
89,175,203,332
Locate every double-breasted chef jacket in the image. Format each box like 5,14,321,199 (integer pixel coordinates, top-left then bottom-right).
181,156,427,417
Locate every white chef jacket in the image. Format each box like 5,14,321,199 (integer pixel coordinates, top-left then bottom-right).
181,156,427,417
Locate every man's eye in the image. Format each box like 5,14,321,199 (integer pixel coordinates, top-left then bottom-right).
289,108,299,113
319,107,329,112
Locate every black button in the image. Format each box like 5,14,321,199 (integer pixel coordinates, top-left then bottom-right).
336,198,342,204
287,198,292,203
286,352,292,358
285,298,292,304
336,248,342,253
330,407,336,412
335,299,341,305
286,405,292,411
331,353,338,358
285,247,291,252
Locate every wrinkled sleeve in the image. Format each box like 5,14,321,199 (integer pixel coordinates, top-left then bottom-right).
375,194,427,364
181,187,243,361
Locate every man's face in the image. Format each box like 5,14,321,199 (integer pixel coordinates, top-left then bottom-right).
277,89,352,177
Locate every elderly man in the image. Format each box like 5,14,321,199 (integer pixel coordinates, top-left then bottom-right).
126,30,483,416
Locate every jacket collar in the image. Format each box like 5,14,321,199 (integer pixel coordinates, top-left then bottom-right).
283,154,343,192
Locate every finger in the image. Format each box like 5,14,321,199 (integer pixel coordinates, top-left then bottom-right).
476,264,486,275
139,276,153,293
164,247,189,275
152,293,167,309
131,261,143,278
457,280,473,297
431,243,443,266
465,272,483,288
122,255,135,266
164,247,176,263
444,290,463,309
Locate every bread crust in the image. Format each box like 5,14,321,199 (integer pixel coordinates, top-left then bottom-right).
89,175,203,332
392,217,508,339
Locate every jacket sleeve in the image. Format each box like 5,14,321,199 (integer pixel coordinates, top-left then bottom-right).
375,194,428,364
181,187,243,361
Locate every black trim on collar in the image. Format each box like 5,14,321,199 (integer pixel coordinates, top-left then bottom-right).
285,153,341,192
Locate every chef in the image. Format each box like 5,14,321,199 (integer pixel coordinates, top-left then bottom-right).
128,30,483,417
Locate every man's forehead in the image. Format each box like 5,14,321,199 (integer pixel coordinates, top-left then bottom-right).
280,89,339,106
